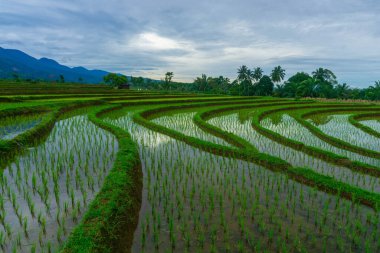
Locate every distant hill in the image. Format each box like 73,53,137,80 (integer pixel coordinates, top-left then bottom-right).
0,47,109,83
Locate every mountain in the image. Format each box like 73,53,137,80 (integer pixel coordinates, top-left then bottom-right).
0,47,109,83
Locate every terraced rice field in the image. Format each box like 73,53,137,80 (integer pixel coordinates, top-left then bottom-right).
1,84,380,252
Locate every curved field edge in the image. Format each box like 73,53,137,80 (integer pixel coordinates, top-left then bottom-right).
250,104,380,177
0,101,104,168
349,112,380,138
61,105,142,253
0,106,52,155
298,107,380,158
5,96,250,251
133,103,380,210
192,101,315,151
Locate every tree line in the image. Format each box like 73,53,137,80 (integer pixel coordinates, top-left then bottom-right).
127,67,380,101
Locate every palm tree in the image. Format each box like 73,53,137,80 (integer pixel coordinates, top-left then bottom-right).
164,72,174,90
237,65,249,82
194,74,208,92
335,83,350,99
252,67,263,82
237,65,253,95
366,81,380,100
312,68,336,83
274,84,285,97
270,66,286,83
298,78,318,97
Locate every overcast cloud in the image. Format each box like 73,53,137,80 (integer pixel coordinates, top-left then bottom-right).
1,0,379,87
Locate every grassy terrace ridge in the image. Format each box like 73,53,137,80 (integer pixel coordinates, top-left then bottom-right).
192,101,316,151
2,85,380,252
12,93,218,102
349,112,380,138
250,104,380,176
62,105,142,253
191,102,380,177
133,102,380,209
297,107,380,158
0,100,104,167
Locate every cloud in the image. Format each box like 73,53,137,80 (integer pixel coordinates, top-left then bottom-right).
0,0,380,87
128,32,194,52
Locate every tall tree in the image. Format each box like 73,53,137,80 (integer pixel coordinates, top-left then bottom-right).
256,75,274,96
164,72,174,90
103,73,127,88
282,72,311,97
252,67,263,82
237,65,253,96
365,81,380,100
218,76,231,94
298,78,318,97
312,68,337,84
335,83,350,99
193,74,208,92
270,66,286,83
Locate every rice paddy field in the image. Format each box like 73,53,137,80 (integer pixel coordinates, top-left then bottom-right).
1,82,380,253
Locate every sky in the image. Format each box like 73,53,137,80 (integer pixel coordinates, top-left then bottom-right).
1,0,380,87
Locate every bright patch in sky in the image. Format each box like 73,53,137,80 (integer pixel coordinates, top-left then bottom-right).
131,32,190,51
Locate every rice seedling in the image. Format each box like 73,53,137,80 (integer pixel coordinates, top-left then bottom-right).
261,113,380,167
106,107,380,252
360,118,380,133
0,113,46,140
0,113,117,251
308,114,380,152
2,92,380,252
210,113,380,193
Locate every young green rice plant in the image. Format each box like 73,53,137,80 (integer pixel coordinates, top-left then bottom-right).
23,216,29,237
310,114,380,153
261,113,380,168
0,113,45,140
0,231,5,249
31,244,37,253
211,113,380,192
361,118,380,133
106,105,380,253
0,112,118,251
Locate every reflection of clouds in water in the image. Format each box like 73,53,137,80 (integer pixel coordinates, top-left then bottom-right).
315,114,380,152
106,113,172,149
0,115,44,140
362,119,380,133
261,114,380,167
0,115,117,252
108,108,380,253
210,113,380,193
153,112,231,146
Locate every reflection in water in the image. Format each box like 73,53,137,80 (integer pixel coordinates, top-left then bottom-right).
107,112,380,253
0,115,117,252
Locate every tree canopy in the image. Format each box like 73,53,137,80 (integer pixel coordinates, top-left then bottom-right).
103,73,128,88
120,69,380,101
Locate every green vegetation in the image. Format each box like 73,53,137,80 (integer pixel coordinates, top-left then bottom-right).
103,73,128,88
127,68,380,102
1,81,380,252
